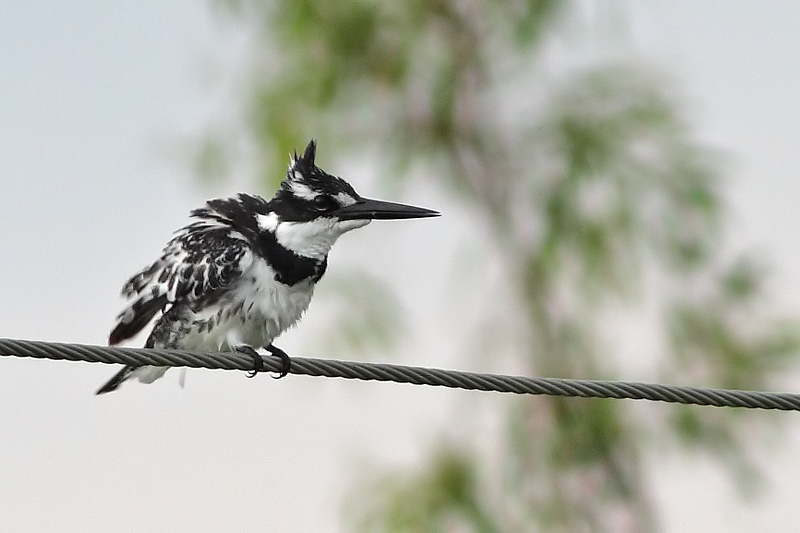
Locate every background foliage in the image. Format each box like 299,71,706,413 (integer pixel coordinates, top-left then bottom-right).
203,1,799,531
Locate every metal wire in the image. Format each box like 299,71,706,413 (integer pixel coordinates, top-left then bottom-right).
1,337,799,411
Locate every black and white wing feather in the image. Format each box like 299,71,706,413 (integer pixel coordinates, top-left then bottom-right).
109,209,254,345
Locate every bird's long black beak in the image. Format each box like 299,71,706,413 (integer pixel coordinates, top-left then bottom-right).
335,198,440,220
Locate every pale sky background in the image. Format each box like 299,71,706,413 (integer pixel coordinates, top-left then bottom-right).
1,1,800,532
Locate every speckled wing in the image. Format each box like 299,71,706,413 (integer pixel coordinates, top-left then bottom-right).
109,220,253,345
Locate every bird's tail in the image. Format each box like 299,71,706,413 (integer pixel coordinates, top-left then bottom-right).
95,365,135,395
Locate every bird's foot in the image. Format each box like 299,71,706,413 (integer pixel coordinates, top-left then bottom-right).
236,345,264,378
266,344,291,379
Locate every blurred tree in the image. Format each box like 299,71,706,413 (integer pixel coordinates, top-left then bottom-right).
202,0,799,531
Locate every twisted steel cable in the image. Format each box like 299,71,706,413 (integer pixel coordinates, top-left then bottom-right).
1,338,799,411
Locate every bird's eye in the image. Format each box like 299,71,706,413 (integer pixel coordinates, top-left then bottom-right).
313,195,337,212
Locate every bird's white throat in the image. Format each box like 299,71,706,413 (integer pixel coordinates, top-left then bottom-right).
256,212,370,260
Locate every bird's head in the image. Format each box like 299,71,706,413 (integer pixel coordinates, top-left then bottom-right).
258,140,439,259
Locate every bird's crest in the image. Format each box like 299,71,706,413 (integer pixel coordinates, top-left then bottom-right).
287,140,318,186
282,140,358,201
294,139,317,168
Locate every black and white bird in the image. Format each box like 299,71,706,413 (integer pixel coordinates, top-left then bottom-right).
96,140,438,394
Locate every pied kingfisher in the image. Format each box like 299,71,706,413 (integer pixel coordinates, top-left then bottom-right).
96,140,438,394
